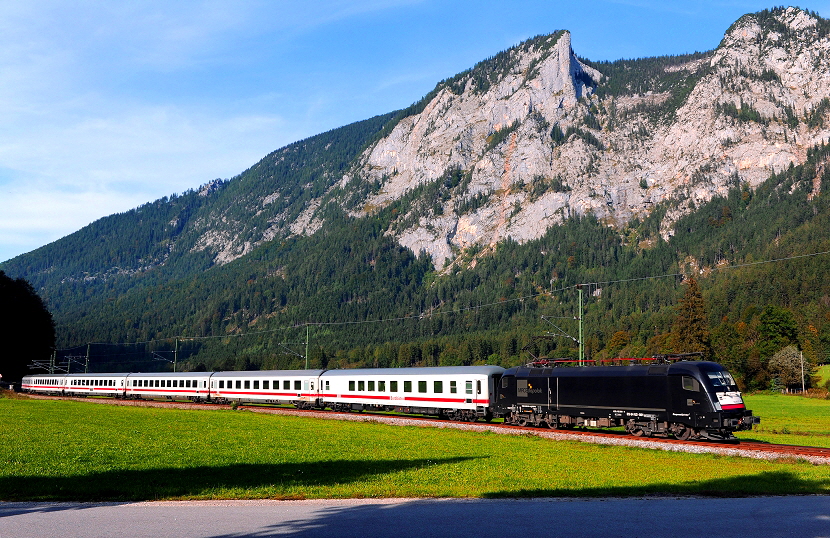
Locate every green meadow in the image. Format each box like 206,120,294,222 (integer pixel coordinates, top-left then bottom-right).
1,395,828,502
734,393,830,447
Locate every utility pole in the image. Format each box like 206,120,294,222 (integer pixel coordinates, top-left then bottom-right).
84,344,90,373
174,338,179,373
801,350,805,393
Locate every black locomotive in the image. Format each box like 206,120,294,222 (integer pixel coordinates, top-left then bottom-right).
496,361,759,440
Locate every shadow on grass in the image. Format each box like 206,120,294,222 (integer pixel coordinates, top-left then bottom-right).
482,470,830,498
0,456,482,503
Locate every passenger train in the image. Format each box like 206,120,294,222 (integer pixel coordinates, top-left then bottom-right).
21,360,759,440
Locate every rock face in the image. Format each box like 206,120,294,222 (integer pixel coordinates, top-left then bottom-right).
300,7,830,269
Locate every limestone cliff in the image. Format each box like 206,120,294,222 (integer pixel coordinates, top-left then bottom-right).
301,7,830,269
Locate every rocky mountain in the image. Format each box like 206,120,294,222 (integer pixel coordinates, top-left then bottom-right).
3,7,830,376
312,6,830,269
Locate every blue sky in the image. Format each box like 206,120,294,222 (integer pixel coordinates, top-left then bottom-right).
1,1,828,263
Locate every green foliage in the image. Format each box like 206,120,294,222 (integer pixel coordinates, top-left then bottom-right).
717,100,767,124
485,120,520,153
671,278,712,359
581,52,711,121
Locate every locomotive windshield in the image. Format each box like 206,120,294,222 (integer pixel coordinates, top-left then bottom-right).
706,371,737,390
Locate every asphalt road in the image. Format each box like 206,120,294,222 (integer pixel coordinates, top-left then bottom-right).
2,496,829,537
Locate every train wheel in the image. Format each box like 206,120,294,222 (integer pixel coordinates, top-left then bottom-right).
675,426,692,441
631,428,645,437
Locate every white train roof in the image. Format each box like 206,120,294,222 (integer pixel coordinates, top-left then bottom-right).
321,366,505,377
213,369,325,377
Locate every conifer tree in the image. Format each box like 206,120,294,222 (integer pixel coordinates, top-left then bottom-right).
672,277,712,359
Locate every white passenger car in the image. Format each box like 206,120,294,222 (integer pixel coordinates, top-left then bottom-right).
65,373,129,397
125,372,213,401
21,374,68,395
210,370,325,407
319,366,505,421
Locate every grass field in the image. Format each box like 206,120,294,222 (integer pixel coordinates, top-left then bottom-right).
1,396,829,502
734,393,830,447
817,364,830,386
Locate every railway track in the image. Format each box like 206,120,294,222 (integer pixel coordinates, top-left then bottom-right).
25,393,830,464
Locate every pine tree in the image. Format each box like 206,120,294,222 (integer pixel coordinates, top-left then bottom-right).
672,277,712,359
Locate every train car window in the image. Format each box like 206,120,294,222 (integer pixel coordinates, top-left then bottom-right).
244,381,250,390
378,381,384,392
358,380,365,391
254,380,260,390
682,376,700,392
477,380,482,394
502,377,508,389
236,380,242,389
368,381,374,391
418,381,427,393
465,381,473,395
450,381,457,393
310,381,314,390
349,381,355,391
283,380,290,390
294,380,301,390
219,380,224,389
404,381,412,392
172,380,178,388
156,380,161,388
325,380,330,391
434,381,443,393
187,380,192,388
263,380,269,390
390,381,398,392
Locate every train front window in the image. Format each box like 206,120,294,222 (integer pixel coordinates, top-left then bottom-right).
706,371,737,390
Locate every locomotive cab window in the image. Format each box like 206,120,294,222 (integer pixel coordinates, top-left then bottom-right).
682,376,700,392
706,371,737,389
